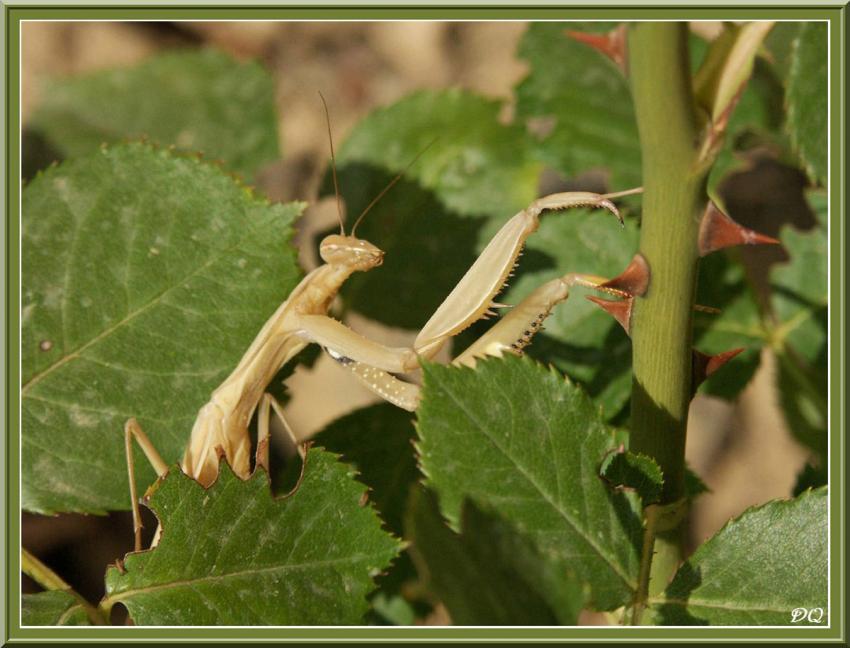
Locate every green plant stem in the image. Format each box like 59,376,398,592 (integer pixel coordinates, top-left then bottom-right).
21,548,71,592
627,23,708,606
21,548,106,625
629,505,659,625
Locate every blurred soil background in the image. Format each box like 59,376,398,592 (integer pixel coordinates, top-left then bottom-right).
21,21,813,624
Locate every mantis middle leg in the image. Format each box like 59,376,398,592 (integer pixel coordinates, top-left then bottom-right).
124,418,169,552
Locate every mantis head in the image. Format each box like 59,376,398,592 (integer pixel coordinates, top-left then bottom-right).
319,234,384,271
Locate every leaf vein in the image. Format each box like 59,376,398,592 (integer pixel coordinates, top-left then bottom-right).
428,368,635,590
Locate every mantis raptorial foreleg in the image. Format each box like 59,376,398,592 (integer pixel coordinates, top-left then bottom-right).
298,191,625,380
307,191,629,410
411,191,622,360
331,272,626,411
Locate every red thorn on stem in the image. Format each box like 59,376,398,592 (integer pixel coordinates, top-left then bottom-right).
587,296,633,334
698,202,780,257
600,253,650,297
693,347,745,387
565,25,627,73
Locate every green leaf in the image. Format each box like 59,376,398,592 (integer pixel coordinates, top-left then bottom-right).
312,403,418,536
406,487,584,625
515,22,641,189
763,22,803,83
771,191,828,458
652,488,827,625
416,355,641,610
694,190,827,410
600,451,664,505
104,449,401,625
786,23,828,185
369,592,417,626
771,192,828,362
338,89,540,218
311,402,421,619
313,403,421,620
693,253,765,400
22,590,92,626
29,49,279,180
21,143,303,514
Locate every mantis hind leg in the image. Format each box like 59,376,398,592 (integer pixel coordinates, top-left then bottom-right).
124,418,169,552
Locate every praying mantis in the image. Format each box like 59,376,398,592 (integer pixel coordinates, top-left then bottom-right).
123,101,640,552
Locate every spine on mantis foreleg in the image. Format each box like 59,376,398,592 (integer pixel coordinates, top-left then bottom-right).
414,192,623,359
452,273,611,367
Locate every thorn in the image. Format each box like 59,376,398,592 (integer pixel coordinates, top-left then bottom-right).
587,296,633,334
565,24,628,74
600,253,650,297
698,202,779,257
693,347,745,387
491,302,512,309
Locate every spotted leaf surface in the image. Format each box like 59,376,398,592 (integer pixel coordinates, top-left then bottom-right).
22,143,302,514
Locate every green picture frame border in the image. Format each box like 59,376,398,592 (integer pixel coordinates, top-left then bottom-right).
2,2,845,643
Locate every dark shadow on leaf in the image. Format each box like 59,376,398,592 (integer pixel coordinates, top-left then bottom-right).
311,402,418,537
653,561,708,625
602,485,644,560
22,128,63,183
405,488,577,625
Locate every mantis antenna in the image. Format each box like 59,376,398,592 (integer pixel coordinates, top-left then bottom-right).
350,137,439,237
319,91,345,235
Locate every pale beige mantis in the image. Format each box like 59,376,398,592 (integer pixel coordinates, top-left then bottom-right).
123,105,639,552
